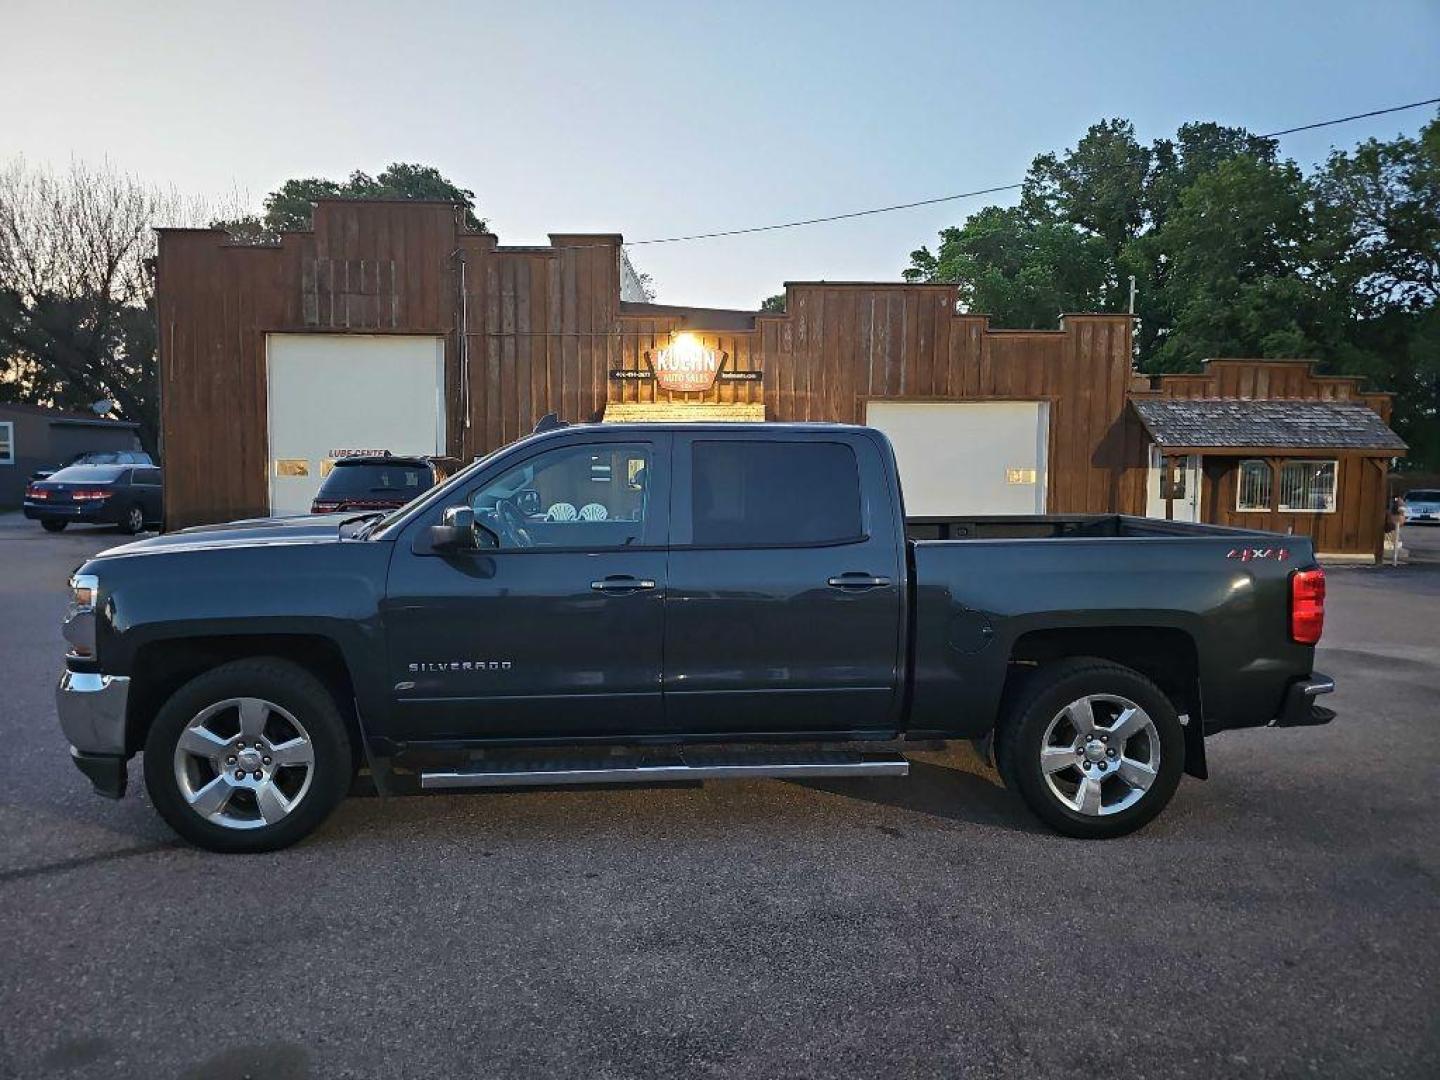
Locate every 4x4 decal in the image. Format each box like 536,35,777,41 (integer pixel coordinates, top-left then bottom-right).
1226,547,1290,563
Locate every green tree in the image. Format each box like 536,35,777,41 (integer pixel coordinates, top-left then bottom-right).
1313,118,1440,468
1138,155,1326,371
1018,118,1279,360
1144,122,1278,230
759,292,786,313
902,112,1440,465
904,206,1115,327
217,162,484,240
1021,118,1152,255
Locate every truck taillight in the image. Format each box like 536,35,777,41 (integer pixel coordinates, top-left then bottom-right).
1290,568,1325,645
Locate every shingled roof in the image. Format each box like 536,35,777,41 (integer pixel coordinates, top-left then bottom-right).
1130,398,1406,452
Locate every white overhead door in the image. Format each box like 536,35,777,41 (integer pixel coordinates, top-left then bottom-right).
865,401,1049,516
266,334,446,516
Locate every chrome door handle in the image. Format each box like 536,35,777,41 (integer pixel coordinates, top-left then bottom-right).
591,576,657,593
827,574,892,590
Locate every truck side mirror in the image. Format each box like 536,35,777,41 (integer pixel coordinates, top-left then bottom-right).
428,505,478,551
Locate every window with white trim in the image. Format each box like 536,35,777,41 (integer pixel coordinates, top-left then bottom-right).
0,422,13,465
1237,459,1338,513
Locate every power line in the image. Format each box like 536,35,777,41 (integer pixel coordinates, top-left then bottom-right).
623,95,1440,247
624,182,1025,245
1260,98,1440,138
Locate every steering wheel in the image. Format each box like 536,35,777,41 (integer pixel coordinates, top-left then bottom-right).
494,497,534,548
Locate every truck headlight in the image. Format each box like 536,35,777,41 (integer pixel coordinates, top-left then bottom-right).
65,573,99,658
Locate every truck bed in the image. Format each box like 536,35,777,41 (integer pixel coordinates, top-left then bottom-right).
903,513,1313,742
905,513,1279,542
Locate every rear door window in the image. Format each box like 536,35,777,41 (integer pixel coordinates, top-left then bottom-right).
320,462,432,496
690,440,863,546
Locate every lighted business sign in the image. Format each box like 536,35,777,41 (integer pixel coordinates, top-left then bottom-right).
609,333,763,393
653,337,721,392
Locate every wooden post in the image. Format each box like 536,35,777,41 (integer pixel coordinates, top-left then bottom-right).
1267,457,1283,532
1198,455,1212,523
1373,457,1390,565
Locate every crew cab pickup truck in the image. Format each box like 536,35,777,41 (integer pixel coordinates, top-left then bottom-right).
57,422,1334,853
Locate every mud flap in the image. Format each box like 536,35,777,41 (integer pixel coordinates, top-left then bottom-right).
353,700,396,797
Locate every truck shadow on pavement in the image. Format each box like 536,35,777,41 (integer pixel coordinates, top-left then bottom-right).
317,754,1047,850
786,758,1045,836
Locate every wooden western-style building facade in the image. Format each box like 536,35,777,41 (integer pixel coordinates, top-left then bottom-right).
155,199,1405,559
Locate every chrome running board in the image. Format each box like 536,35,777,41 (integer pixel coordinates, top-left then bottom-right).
419,749,909,790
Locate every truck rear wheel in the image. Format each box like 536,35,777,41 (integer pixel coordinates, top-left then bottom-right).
996,658,1184,839
143,658,352,853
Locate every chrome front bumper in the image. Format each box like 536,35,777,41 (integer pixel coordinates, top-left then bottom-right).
57,670,132,799
57,670,131,755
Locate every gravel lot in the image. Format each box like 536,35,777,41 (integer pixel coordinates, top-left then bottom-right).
1,514,1436,1079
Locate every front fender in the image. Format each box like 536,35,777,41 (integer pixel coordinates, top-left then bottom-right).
85,539,394,716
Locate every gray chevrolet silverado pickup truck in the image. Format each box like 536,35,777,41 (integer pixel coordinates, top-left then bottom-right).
57,422,1333,852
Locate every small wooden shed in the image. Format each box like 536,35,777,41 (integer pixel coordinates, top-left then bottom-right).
1131,361,1407,561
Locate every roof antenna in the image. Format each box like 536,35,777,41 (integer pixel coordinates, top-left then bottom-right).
533,412,567,434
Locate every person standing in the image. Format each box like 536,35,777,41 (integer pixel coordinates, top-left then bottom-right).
1385,494,1408,565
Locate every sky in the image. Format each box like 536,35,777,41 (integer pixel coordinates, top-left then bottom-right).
3,0,1437,310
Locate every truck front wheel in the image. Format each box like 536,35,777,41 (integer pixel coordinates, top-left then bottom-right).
143,658,353,853
996,659,1185,839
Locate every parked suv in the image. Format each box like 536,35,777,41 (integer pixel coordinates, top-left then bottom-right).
310,454,457,514
24,464,162,533
30,449,152,482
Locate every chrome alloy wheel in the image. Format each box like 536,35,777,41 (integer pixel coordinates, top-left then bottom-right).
1039,693,1160,817
125,505,144,533
172,697,315,830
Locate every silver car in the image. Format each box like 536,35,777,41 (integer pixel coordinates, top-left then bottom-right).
1405,489,1440,525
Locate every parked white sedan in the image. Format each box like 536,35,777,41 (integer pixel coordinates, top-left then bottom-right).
1405,489,1440,525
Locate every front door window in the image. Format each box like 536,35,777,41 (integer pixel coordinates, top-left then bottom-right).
384,436,670,740
468,443,653,548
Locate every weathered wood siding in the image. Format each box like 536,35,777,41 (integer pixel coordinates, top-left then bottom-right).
157,200,1141,528
1201,454,1390,558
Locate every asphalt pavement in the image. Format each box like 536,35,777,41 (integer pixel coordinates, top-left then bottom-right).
1,513,1436,1079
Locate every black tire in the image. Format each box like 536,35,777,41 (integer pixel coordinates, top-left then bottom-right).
40,519,67,533
996,658,1185,839
120,503,145,534
143,658,353,853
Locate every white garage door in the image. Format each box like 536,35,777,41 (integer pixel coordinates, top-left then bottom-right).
266,334,446,516
865,401,1049,516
